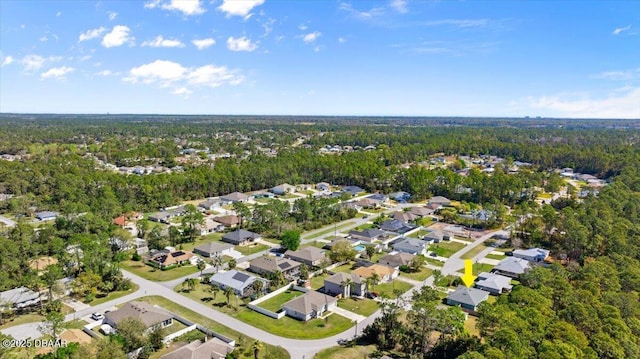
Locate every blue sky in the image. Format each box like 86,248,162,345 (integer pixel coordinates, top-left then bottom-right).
0,0,638,118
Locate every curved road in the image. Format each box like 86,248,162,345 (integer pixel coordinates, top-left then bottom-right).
2,223,505,358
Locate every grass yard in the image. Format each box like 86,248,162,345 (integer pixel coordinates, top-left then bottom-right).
485,253,505,260
0,313,45,329
314,344,377,359
354,223,376,231
464,315,480,336
417,218,433,227
400,267,434,281
299,190,315,196
235,243,269,256
306,221,357,239
429,241,466,258
460,244,489,259
373,280,413,299
330,263,355,273
425,258,444,267
122,260,199,281
176,282,353,339
457,263,495,275
538,192,554,199
338,297,379,316
90,283,140,305
310,273,331,290
254,197,272,204
258,290,303,312
278,194,300,199
138,296,289,359
408,229,429,239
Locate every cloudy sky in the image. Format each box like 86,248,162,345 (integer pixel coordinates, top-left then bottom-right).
0,0,638,118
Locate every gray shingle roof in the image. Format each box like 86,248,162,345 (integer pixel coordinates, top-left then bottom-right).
222,229,260,244
447,286,489,307
283,291,337,315
193,242,234,256
210,269,259,293
104,301,172,329
493,257,531,275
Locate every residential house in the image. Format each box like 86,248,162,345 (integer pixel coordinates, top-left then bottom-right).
282,290,338,321
147,250,195,269
197,218,224,235
35,211,58,221
104,301,173,332
284,247,326,267
513,248,550,263
351,198,380,209
409,206,434,217
222,229,261,246
366,193,389,203
391,237,428,256
423,229,450,243
316,182,331,191
324,237,360,250
112,215,127,227
193,242,234,258
428,196,451,207
342,185,365,197
474,272,513,295
219,192,249,204
378,252,416,269
324,272,366,297
348,229,386,243
209,269,262,297
271,183,297,195
389,191,412,202
379,219,416,234
161,338,234,359
425,202,443,211
249,256,301,280
391,211,419,222
198,198,220,211
252,191,275,199
0,287,41,309
353,264,399,283
491,257,532,278
214,215,240,228
446,286,490,312
148,211,174,224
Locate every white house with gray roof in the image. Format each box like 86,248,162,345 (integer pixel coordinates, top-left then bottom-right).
222,229,261,246
284,247,326,267
475,272,513,295
492,257,532,278
0,287,41,309
392,237,428,256
193,241,234,258
446,286,490,311
513,248,550,263
282,291,337,321
209,270,263,298
104,301,173,332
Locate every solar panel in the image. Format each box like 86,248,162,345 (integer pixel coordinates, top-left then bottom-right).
278,262,291,269
232,272,250,282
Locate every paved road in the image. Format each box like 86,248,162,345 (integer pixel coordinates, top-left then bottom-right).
0,215,16,228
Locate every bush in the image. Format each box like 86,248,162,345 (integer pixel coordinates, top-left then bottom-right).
132,253,141,261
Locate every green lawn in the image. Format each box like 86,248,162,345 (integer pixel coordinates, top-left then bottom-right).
464,316,480,337
338,297,379,316
538,192,554,199
354,223,376,231
176,283,354,339
90,283,140,305
0,313,45,329
460,244,489,259
235,243,269,256
278,194,300,199
429,241,466,258
400,267,434,281
485,253,505,260
456,262,495,275
138,296,289,359
122,260,199,281
306,221,357,239
373,280,413,299
310,273,331,290
254,197,272,204
417,218,433,227
258,290,303,312
408,229,429,238
314,344,377,359
425,258,444,267
331,263,354,273
299,190,315,195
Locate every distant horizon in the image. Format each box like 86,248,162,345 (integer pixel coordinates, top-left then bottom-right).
1,1,638,118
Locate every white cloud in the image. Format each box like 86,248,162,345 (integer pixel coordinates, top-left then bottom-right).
107,11,118,21
21,55,46,71
40,36,48,42
299,24,308,31
218,0,264,18
338,37,346,43
79,55,93,61
142,35,185,48
40,66,74,80
592,68,640,81
101,25,134,47
529,87,640,118
146,0,205,15
95,69,116,76
390,0,407,14
303,31,321,43
423,19,489,28
339,2,385,20
124,59,244,95
613,25,631,35
79,27,106,42
227,36,257,52
1,55,14,66
56,11,62,16
192,38,216,50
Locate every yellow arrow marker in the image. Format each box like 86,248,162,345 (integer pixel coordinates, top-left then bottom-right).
461,259,477,287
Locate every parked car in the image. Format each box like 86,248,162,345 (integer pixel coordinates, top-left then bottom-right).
99,324,115,335
366,291,379,299
91,312,104,321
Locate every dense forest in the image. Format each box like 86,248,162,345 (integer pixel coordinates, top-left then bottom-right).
1,115,639,358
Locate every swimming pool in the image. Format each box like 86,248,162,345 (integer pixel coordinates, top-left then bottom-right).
354,245,366,251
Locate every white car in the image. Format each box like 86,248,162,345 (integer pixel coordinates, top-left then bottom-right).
91,312,105,321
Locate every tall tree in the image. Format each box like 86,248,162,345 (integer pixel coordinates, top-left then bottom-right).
181,204,204,243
